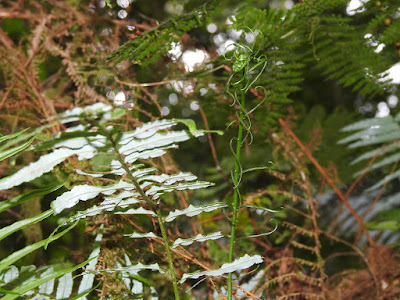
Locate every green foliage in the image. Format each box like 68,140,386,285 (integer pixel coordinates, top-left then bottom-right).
339,112,400,244
1,260,91,300
0,132,70,299
339,112,400,190
363,0,400,47
106,1,218,65
366,208,400,230
2,0,400,298
0,102,268,298
202,0,397,128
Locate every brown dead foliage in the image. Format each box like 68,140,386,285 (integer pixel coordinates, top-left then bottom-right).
328,245,400,300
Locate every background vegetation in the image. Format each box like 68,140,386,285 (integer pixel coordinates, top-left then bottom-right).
1,0,400,298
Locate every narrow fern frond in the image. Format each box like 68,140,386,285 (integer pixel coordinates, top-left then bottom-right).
165,203,227,222
0,223,76,274
179,254,263,284
172,232,224,248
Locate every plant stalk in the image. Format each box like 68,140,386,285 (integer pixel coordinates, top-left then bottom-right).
157,209,181,300
97,124,157,206
227,88,246,299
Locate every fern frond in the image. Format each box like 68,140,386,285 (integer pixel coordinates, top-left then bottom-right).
0,132,79,299
165,203,227,222
290,241,317,253
340,113,400,243
106,1,218,65
282,222,314,238
179,254,263,283
172,232,224,248
340,113,400,181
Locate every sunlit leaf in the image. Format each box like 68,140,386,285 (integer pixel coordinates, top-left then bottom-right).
56,273,73,299
119,119,177,141
179,254,263,283
77,225,103,300
172,232,224,248
51,181,134,214
98,263,164,274
38,267,55,295
165,203,227,222
125,232,160,239
0,148,88,190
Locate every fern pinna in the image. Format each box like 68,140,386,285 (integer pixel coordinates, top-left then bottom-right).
0,103,263,299
339,113,400,243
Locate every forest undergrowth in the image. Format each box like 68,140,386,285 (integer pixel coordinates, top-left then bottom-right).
0,0,400,299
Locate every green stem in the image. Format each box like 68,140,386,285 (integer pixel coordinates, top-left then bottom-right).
97,124,157,207
227,88,246,299
157,209,181,300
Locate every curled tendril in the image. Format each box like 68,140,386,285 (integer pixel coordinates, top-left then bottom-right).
225,28,267,121
223,206,232,222
236,218,279,240
229,137,243,190
242,161,275,175
224,28,270,198
247,86,268,115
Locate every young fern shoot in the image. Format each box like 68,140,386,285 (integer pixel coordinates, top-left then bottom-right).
224,31,273,299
